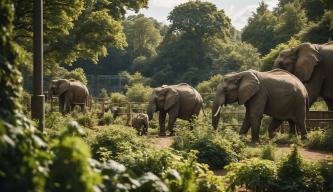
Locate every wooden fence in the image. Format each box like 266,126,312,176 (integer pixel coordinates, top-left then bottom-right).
50,95,333,130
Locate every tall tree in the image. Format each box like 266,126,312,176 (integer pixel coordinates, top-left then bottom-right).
242,2,278,55
274,1,308,44
12,0,148,76
149,1,232,85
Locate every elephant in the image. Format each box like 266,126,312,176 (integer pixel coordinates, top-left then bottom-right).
131,113,149,136
147,83,203,136
275,42,333,110
212,69,308,142
48,79,89,113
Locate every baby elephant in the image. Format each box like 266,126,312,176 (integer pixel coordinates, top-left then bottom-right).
212,69,308,142
131,113,149,136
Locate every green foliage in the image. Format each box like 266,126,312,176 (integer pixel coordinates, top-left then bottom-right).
62,68,88,85
120,71,150,86
299,10,333,43
98,113,113,126
172,124,244,169
48,122,101,192
196,74,222,93
126,83,152,102
99,88,109,98
226,158,277,192
274,1,308,44
261,144,277,161
242,2,278,54
90,126,147,160
319,157,333,191
277,145,324,192
306,129,333,151
261,37,300,71
77,114,96,129
272,132,300,145
110,92,127,104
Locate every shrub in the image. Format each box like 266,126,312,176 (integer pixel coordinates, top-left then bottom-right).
319,157,333,191
49,122,102,191
110,92,127,103
77,114,96,128
306,129,333,151
272,133,300,145
276,145,324,192
99,88,109,98
97,113,112,126
90,126,147,160
62,68,88,85
225,158,277,192
126,83,152,102
261,144,276,161
172,124,244,169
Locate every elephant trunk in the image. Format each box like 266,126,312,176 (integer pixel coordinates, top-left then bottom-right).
147,99,156,121
212,93,226,130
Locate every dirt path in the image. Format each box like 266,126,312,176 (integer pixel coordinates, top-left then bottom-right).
276,146,332,161
150,136,174,149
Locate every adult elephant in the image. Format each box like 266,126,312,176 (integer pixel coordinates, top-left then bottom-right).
212,69,308,142
147,83,203,136
48,79,89,113
275,42,333,110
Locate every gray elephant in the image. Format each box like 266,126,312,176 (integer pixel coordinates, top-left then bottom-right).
276,42,333,110
48,79,89,113
131,113,149,136
212,69,308,142
147,83,203,136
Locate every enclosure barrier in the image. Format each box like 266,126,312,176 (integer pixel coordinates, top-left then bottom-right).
49,94,333,130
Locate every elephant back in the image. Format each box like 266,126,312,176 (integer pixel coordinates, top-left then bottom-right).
69,81,89,103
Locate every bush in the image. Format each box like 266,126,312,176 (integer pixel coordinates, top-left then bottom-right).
62,68,88,85
276,145,324,192
225,158,277,192
126,83,152,102
97,113,113,126
172,123,244,169
319,157,333,191
272,133,300,145
77,114,96,128
261,144,276,161
90,126,147,160
99,88,109,98
110,92,127,103
306,129,333,151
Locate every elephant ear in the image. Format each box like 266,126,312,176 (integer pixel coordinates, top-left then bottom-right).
294,43,321,82
238,71,260,105
58,79,70,96
164,87,179,111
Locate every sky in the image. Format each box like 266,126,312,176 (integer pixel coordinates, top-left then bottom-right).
133,0,279,30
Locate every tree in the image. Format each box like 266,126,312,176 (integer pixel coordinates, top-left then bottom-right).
274,2,308,44
301,0,332,21
242,2,278,55
299,11,333,43
149,1,232,86
12,0,148,76
124,14,162,60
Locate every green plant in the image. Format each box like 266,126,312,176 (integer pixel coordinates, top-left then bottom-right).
99,88,109,98
276,145,324,192
272,132,300,145
126,83,152,102
306,129,333,151
77,114,96,128
110,92,127,104
62,68,88,85
319,157,333,191
261,144,276,161
225,158,277,192
97,113,112,126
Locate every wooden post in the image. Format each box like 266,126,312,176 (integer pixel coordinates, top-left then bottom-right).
126,102,132,126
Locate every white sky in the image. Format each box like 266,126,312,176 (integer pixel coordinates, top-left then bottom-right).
133,0,279,30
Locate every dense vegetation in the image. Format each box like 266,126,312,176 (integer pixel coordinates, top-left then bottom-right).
2,0,333,191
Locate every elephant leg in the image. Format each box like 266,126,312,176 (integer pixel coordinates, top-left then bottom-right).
59,97,65,114
249,115,262,142
239,109,251,135
167,113,177,136
295,119,307,140
159,111,167,136
288,120,296,135
268,119,283,139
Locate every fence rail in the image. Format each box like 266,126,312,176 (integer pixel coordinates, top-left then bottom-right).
50,95,333,130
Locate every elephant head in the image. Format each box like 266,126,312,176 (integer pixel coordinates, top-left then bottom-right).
48,79,70,98
275,43,321,82
147,85,179,120
212,71,259,129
